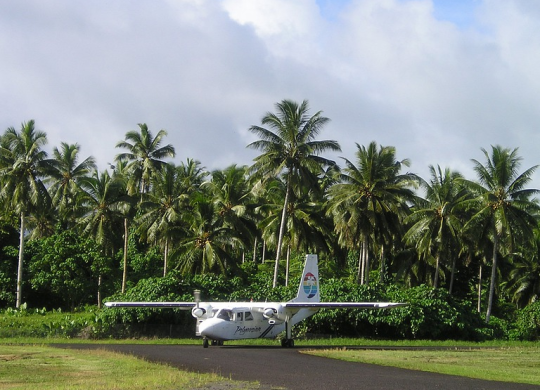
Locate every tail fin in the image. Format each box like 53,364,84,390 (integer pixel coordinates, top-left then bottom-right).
292,254,320,303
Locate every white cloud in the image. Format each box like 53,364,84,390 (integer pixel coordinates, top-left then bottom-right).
1,0,540,187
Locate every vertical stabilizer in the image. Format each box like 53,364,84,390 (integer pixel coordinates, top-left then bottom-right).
292,254,320,303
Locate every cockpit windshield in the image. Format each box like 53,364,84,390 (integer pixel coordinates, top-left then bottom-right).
216,309,232,321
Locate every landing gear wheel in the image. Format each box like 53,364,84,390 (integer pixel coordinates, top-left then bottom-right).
203,338,209,348
281,339,294,348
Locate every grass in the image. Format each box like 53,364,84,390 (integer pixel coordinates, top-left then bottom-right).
304,344,540,386
2,338,540,387
0,344,254,390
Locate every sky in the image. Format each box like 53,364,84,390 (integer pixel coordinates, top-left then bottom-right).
2,0,540,188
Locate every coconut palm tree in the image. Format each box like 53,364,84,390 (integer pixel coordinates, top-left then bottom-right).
115,123,176,200
46,142,96,227
403,165,470,291
463,146,540,323
327,142,417,284
0,120,50,308
78,169,126,306
108,160,137,293
137,163,189,276
247,99,340,287
203,165,257,255
176,192,243,274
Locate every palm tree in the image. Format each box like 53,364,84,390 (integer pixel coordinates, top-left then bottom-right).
46,142,96,227
257,177,331,283
137,163,190,276
78,169,126,306
109,160,137,293
203,165,257,256
176,193,243,274
505,235,540,309
327,142,416,284
463,146,540,323
0,120,50,308
403,165,469,290
115,123,176,200
247,99,341,287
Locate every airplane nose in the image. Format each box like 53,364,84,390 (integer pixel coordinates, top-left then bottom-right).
198,318,221,339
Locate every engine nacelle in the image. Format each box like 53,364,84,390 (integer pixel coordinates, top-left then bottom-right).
192,303,212,319
262,305,286,324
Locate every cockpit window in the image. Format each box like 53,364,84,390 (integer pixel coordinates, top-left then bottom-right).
216,309,232,321
245,311,253,321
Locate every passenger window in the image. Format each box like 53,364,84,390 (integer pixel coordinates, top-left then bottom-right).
245,311,253,321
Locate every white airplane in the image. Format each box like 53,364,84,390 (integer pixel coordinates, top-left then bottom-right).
105,254,407,348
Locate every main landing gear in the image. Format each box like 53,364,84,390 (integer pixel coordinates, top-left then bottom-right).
203,338,224,348
281,320,295,347
281,338,295,348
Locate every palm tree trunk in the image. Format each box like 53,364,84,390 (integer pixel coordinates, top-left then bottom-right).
379,245,385,283
122,218,128,294
364,237,370,285
16,212,25,309
97,274,102,309
262,240,266,264
273,179,291,288
486,234,499,323
252,236,258,263
285,245,291,286
433,253,441,288
163,237,169,277
477,265,482,313
357,246,363,284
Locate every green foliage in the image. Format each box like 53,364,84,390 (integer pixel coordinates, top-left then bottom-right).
509,301,540,340
0,220,18,306
26,229,112,309
0,305,100,338
302,280,487,340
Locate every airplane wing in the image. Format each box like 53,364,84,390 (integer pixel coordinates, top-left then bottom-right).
283,302,408,309
104,302,195,308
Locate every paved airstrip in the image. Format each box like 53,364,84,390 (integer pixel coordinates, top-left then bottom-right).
55,344,540,389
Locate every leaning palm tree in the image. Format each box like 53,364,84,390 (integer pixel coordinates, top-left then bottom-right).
327,142,417,284
462,146,540,323
115,123,176,200
403,165,470,290
247,99,341,287
0,120,50,308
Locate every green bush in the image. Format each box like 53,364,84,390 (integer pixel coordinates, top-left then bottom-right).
0,305,101,338
509,301,540,341
302,281,488,340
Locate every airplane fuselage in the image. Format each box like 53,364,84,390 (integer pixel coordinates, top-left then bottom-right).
195,303,318,341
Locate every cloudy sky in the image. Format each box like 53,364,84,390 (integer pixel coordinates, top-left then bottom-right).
2,0,540,187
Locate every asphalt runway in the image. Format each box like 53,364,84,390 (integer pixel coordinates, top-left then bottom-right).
54,344,540,390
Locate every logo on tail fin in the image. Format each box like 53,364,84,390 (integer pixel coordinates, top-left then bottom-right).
303,272,318,298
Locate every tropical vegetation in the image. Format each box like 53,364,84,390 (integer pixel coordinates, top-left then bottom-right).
1,101,539,341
